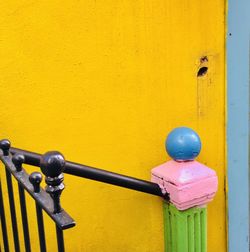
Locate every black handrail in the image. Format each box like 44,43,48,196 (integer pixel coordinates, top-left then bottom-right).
10,147,167,198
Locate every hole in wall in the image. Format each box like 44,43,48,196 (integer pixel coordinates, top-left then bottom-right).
197,67,208,77
200,56,208,63
197,56,209,77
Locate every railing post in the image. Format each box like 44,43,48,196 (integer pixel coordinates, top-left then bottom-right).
40,151,65,214
40,151,67,252
151,127,218,252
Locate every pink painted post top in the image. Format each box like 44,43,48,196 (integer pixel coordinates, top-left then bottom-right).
151,160,218,210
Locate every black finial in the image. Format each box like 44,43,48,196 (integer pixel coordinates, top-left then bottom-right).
40,151,65,213
40,151,65,177
0,139,11,156
29,172,42,193
12,154,25,172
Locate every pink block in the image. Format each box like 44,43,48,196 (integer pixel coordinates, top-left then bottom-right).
151,160,218,210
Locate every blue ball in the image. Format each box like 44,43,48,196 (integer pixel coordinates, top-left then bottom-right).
165,127,201,161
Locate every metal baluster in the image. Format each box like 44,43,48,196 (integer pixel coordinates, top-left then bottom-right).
36,205,47,252
0,179,9,252
12,154,31,252
0,140,20,252
29,172,47,252
56,226,65,252
5,170,20,252
40,151,66,252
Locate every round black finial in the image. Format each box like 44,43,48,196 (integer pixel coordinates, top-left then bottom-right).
0,139,11,156
29,172,42,193
40,151,65,178
12,154,25,172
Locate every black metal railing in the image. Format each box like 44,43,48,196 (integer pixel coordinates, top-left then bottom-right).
0,139,168,252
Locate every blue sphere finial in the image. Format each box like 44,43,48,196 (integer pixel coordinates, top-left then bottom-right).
165,127,201,161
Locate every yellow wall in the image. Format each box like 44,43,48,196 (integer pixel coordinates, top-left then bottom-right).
0,0,226,251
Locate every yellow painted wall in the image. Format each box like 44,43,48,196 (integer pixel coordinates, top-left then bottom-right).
0,0,226,251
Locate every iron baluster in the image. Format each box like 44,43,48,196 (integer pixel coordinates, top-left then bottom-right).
12,154,31,252
56,225,65,252
29,172,47,252
0,179,9,252
0,140,21,252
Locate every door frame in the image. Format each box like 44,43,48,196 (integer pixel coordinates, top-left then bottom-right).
227,0,250,251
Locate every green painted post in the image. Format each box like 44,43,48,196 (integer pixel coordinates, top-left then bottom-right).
163,203,207,252
151,128,217,252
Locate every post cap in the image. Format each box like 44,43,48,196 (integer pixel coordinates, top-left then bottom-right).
165,127,201,161
151,127,218,210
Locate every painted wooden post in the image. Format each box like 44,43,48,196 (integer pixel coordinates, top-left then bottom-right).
151,127,218,252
